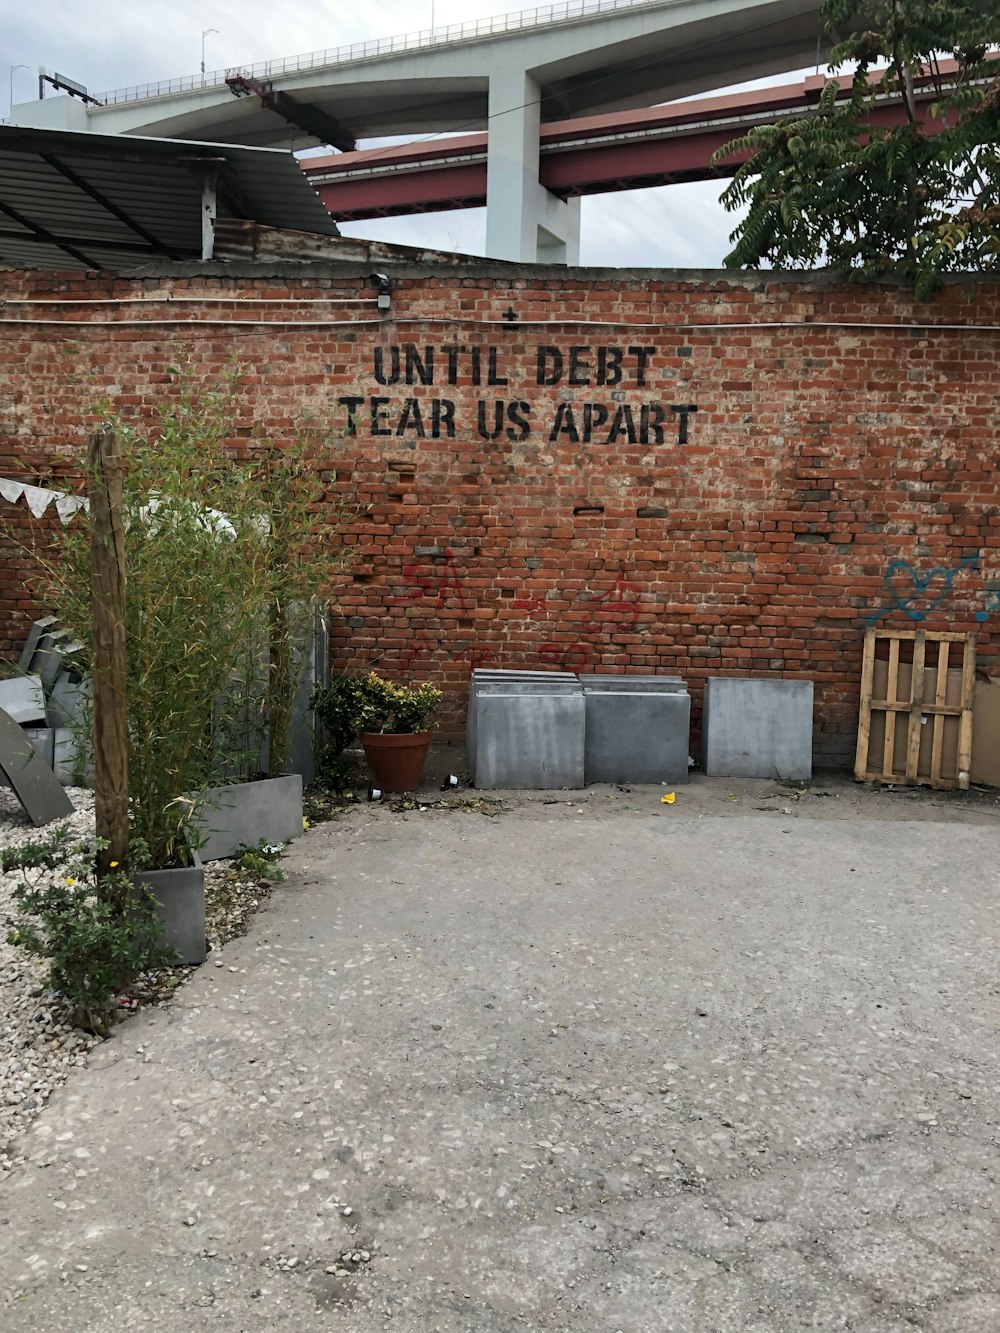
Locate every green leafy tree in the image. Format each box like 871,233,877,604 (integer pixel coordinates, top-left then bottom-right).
715,0,1000,296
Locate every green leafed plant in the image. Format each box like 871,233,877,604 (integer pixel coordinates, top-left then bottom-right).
29,367,351,868
5,827,178,1034
714,0,1000,296
351,672,441,735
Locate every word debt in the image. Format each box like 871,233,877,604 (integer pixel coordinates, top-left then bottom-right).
371,343,658,388
337,396,674,444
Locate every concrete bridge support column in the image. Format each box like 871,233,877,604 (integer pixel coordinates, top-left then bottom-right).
484,69,580,265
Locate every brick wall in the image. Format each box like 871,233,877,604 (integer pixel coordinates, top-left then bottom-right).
2,264,999,767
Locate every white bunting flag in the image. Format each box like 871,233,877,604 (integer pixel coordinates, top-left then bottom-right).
0,478,24,504
21,484,54,519
55,494,88,523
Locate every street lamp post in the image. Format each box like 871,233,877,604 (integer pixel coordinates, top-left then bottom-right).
201,28,219,79
9,64,28,115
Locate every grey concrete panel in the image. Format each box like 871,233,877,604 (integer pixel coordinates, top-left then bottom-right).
472,692,585,789
53,728,87,786
0,706,74,825
193,775,304,862
46,671,89,728
17,616,56,672
0,674,47,724
702,678,814,780
584,690,691,785
22,727,55,768
133,858,206,965
467,673,582,774
580,674,684,693
32,632,70,694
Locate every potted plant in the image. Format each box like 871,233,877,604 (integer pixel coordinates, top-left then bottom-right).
352,672,441,793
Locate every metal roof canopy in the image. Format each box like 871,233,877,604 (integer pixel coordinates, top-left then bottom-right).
0,123,341,271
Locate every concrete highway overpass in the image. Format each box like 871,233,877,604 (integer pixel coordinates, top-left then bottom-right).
12,0,832,263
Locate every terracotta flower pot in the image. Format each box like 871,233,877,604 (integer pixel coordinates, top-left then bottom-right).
360,731,432,793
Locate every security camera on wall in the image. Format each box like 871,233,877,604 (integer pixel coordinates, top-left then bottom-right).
369,273,392,310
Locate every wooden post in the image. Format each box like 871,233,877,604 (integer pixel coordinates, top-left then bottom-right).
88,430,129,880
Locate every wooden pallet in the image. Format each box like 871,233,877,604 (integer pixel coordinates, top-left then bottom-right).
854,628,976,790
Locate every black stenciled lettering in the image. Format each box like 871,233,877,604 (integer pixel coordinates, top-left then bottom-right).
395,398,426,437
608,404,637,444
404,345,434,386
372,346,401,385
370,397,392,436
582,403,609,442
506,401,531,441
487,347,508,386
568,346,591,386
640,403,666,444
443,345,462,385
596,346,622,386
537,346,563,385
549,403,580,443
477,400,505,440
337,396,364,436
628,345,655,386
432,398,456,439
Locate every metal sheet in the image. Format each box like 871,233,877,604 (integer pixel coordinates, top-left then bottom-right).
0,123,340,271
0,706,75,826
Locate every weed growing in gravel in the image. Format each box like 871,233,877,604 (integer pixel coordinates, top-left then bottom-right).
233,839,286,883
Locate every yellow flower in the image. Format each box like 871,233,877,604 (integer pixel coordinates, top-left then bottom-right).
110,860,120,868
65,877,76,886
302,817,310,830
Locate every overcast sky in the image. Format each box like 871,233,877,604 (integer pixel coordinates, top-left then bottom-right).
2,0,814,267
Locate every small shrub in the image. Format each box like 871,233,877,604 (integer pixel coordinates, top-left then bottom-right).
5,826,178,1034
233,839,286,883
352,672,441,735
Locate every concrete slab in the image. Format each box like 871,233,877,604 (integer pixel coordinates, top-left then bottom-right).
3,807,999,1331
471,691,585,788
21,727,55,768
16,616,56,672
583,688,691,784
467,673,583,780
46,671,88,729
31,632,70,694
193,775,304,861
579,673,684,692
702,677,814,779
0,674,46,725
0,706,74,825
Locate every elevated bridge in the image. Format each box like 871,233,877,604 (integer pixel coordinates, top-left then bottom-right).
300,69,955,220
12,0,830,262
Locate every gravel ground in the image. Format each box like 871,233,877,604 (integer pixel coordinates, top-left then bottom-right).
0,787,276,1180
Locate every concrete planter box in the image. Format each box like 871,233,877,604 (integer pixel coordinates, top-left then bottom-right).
192,774,304,862
133,856,206,966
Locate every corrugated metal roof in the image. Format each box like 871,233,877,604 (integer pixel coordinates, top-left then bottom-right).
0,124,340,271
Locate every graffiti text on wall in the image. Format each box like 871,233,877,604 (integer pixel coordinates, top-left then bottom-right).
337,344,695,446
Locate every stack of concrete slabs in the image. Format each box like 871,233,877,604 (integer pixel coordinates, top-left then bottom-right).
580,675,691,785
467,669,583,789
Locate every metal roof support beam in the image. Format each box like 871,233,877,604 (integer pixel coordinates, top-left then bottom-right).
39,152,180,259
0,197,98,268
200,165,218,261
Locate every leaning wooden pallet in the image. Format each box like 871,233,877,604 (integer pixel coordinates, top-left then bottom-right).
854,627,976,790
